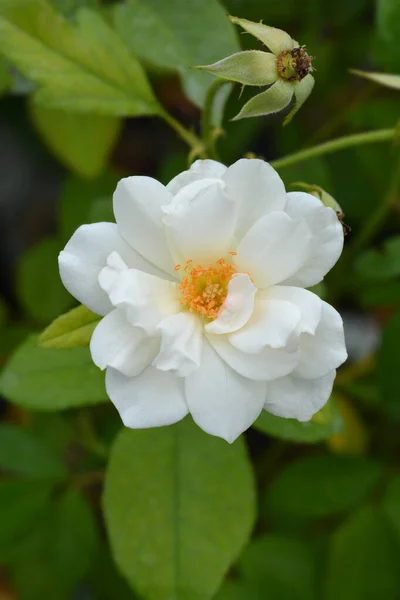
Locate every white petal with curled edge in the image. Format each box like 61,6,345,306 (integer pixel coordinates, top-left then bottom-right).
264,369,336,421
208,333,298,381
205,273,257,335
113,176,176,277
229,294,301,353
282,192,344,287
222,158,287,241
185,341,267,442
58,222,163,316
153,312,203,377
266,286,322,335
106,366,188,429
99,262,180,335
90,308,159,377
163,178,238,265
166,159,227,195
295,301,347,379
234,211,312,289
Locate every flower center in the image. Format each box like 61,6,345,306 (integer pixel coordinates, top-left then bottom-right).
175,256,237,319
277,46,314,82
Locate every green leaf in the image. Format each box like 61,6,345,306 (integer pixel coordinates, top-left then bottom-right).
104,419,256,600
266,455,383,518
0,424,67,479
349,69,400,90
325,506,398,600
382,475,400,543
88,545,140,600
114,0,239,108
59,171,118,241
355,237,400,282
0,56,11,94
9,487,99,599
16,236,74,324
0,0,160,116
0,335,107,410
39,304,100,349
50,0,97,17
30,103,122,178
52,487,99,587
361,282,400,307
0,295,8,326
238,535,317,600
0,479,53,559
376,0,400,71
232,79,293,120
377,312,400,419
89,196,115,223
253,398,342,443
214,581,263,600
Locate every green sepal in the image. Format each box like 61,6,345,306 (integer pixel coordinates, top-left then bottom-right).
232,79,293,120
197,50,277,86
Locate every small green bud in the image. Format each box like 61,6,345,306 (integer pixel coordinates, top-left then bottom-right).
196,16,315,124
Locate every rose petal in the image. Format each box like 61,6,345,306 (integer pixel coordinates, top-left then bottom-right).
166,159,227,195
234,211,312,289
229,294,301,352
222,158,287,241
113,176,176,277
90,308,159,377
153,312,203,377
58,222,163,316
266,286,322,335
163,178,238,265
106,366,188,428
208,334,298,381
282,192,344,287
295,301,347,379
185,341,267,442
99,257,180,335
264,370,336,421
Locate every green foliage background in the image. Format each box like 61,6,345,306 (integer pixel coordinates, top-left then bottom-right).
0,0,399,598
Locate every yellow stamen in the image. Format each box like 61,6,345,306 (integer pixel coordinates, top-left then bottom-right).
175,257,237,319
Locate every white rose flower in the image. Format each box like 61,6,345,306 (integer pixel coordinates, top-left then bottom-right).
59,158,347,442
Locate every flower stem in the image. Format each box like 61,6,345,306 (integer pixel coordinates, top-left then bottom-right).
161,110,205,158
201,79,228,160
270,128,396,170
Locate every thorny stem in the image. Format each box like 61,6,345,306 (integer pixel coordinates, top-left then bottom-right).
270,128,396,170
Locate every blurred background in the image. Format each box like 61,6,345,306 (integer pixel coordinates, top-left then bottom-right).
0,0,399,598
